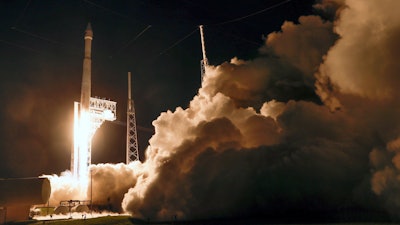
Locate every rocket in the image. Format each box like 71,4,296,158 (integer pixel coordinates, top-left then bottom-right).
71,23,93,178
80,23,93,112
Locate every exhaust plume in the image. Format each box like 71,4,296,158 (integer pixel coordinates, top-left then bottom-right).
119,0,400,220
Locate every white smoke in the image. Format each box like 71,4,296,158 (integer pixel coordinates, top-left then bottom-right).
315,0,400,217
42,171,87,206
317,0,400,101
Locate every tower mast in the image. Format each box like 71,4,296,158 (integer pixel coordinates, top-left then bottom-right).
199,25,208,82
126,72,139,164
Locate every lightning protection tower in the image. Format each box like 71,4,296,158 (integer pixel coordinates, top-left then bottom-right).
126,72,139,164
199,25,208,82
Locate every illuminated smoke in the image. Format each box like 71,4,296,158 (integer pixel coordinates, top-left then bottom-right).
119,0,400,220
42,171,87,206
315,0,400,214
304,0,400,218
317,0,400,102
89,162,143,212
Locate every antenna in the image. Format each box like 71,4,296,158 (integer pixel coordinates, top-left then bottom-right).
126,72,140,164
199,25,208,82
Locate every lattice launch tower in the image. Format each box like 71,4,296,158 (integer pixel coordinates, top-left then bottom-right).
126,72,139,163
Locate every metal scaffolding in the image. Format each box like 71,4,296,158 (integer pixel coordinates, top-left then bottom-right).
199,25,208,82
126,72,139,163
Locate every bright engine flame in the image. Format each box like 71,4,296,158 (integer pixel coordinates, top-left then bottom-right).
78,110,91,186
72,102,92,190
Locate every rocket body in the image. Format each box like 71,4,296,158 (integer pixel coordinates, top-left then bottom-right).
80,23,93,112
71,23,93,181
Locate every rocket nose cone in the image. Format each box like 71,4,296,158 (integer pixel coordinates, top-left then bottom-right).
86,23,92,31
85,23,93,37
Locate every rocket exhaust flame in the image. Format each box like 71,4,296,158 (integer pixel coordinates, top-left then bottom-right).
76,109,91,186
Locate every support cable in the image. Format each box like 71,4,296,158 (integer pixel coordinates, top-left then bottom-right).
208,0,292,26
157,27,199,57
111,25,152,57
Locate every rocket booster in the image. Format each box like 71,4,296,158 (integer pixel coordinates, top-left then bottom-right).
80,23,93,112
71,23,94,179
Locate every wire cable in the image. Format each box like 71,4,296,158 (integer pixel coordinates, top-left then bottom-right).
112,25,152,57
10,27,62,45
0,39,39,53
209,0,292,26
157,27,199,57
12,0,32,27
111,120,154,133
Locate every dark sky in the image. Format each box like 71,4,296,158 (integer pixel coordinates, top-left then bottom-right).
0,0,315,177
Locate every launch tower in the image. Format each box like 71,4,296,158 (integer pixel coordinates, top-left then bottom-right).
199,25,208,82
126,72,139,163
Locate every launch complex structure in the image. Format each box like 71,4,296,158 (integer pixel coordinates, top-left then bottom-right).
71,23,140,185
199,25,208,82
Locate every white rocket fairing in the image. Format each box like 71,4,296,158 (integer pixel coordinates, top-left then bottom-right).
81,23,93,112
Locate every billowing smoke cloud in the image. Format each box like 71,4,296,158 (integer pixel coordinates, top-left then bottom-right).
313,0,346,21
89,162,143,212
202,13,338,108
118,0,400,221
317,0,400,102
260,15,337,79
45,0,400,221
44,162,145,212
42,171,86,206
314,0,400,215
121,94,374,219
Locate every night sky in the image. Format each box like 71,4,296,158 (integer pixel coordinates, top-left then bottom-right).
0,0,314,177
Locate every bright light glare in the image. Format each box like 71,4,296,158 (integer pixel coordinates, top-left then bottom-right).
72,103,92,189
33,211,129,220
102,109,115,120
76,110,91,187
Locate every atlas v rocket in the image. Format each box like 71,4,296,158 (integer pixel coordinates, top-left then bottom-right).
70,23,93,179
81,23,92,112
71,23,117,180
